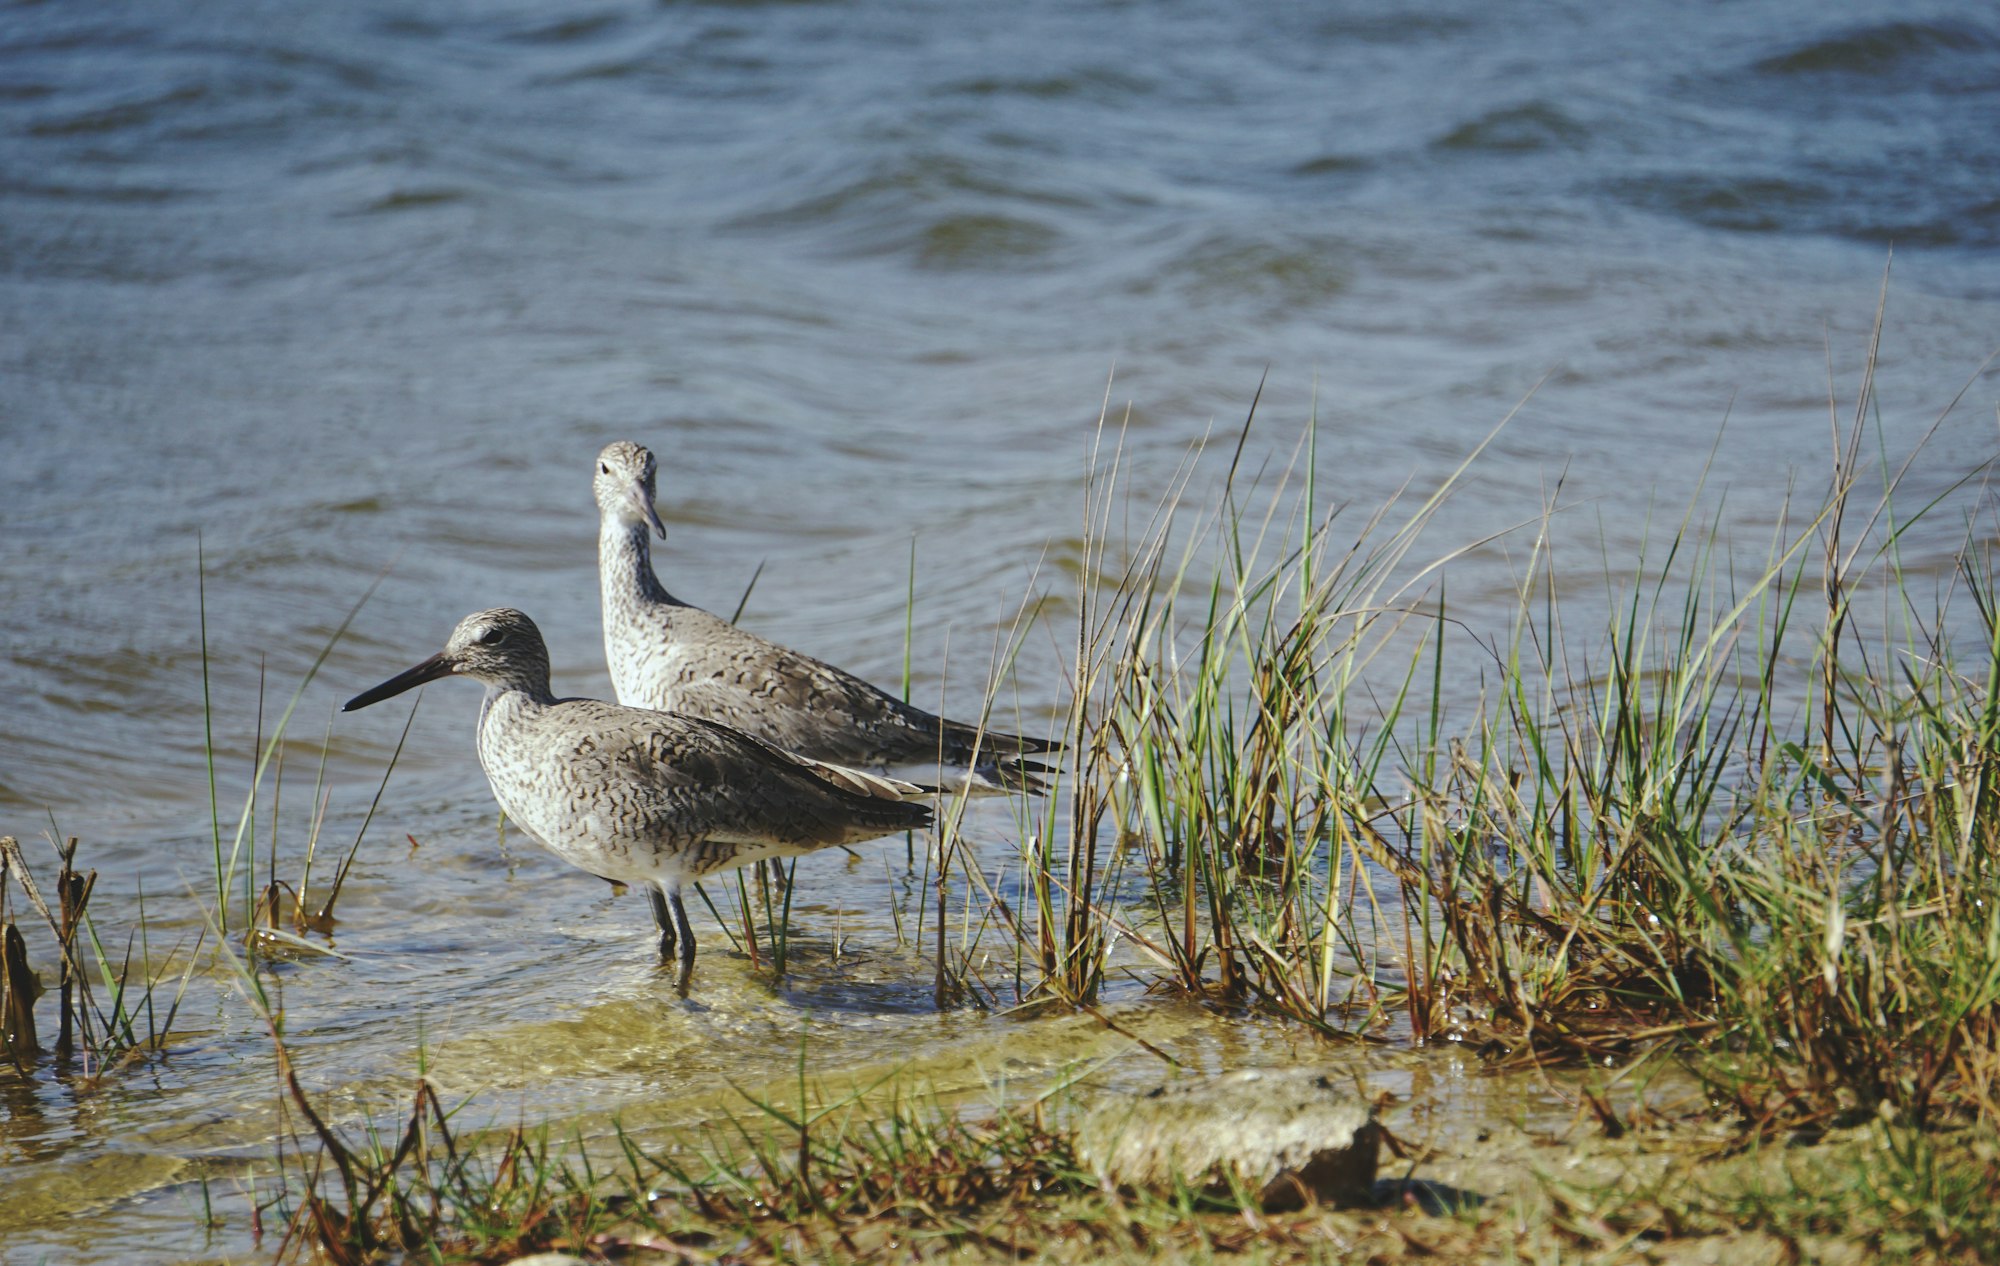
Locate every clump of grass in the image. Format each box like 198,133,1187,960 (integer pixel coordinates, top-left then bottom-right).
207,925,606,1264
203,550,398,950
1010,298,2000,1139
266,1053,618,1264
0,833,201,1081
252,1014,1095,1264
1368,313,2000,1133
0,557,408,1095
628,1073,1090,1257
1016,382,1515,1024
243,701,416,961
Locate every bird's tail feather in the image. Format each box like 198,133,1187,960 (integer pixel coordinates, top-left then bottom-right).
938,719,1062,764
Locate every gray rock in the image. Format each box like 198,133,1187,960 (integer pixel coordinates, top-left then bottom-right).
1075,1067,1381,1210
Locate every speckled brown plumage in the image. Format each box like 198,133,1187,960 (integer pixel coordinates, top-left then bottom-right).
593,441,1058,788
344,607,930,993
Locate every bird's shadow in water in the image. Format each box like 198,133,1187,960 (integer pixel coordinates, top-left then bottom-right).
650,941,950,1017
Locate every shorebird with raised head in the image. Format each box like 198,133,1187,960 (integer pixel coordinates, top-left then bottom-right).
343,607,932,993
592,441,1059,792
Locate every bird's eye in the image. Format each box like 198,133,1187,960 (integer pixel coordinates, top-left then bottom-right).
598,462,611,475
477,628,506,646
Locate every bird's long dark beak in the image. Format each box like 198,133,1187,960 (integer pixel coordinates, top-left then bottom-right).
628,481,667,541
343,652,455,712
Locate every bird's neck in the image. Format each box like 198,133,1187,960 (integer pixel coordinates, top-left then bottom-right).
599,517,681,616
479,678,558,727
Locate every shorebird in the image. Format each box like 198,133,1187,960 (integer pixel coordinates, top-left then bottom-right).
343,607,932,993
593,441,1059,792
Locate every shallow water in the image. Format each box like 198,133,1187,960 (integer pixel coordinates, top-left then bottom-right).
2,1,1998,1260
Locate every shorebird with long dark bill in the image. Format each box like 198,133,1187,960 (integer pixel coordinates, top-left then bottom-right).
593,441,1060,793
343,607,932,994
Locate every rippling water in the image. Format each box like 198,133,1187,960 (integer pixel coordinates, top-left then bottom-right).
2,1,1997,1259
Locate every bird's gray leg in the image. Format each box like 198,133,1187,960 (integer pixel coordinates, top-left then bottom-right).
647,884,675,963
668,882,696,996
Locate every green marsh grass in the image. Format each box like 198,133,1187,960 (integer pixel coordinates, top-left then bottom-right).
1010,312,2000,1140
204,549,399,950
0,832,201,1079
244,997,1099,1264
0,558,405,1090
